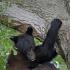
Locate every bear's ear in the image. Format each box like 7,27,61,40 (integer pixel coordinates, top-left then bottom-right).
10,36,18,44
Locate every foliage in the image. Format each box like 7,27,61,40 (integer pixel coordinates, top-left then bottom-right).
34,38,42,46
0,24,19,70
53,55,67,70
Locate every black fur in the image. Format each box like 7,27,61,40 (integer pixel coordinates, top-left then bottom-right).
10,19,62,69
34,19,62,64
10,26,33,44
10,36,18,44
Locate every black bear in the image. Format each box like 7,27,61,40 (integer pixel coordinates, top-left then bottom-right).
10,19,62,69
